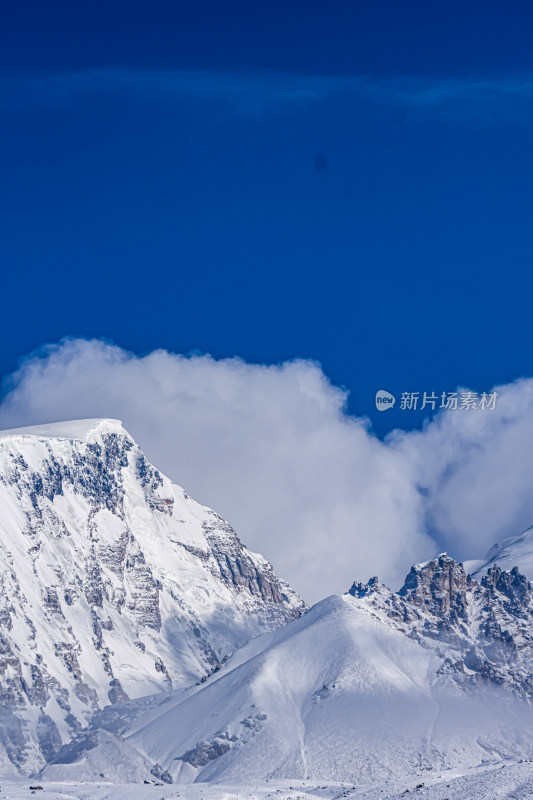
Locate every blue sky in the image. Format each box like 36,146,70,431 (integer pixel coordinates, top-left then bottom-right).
1,1,533,436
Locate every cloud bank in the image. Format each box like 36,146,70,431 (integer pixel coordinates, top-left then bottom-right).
3,68,533,121
0,338,532,602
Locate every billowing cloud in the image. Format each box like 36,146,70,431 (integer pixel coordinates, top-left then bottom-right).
0,338,432,601
390,379,533,557
0,337,532,603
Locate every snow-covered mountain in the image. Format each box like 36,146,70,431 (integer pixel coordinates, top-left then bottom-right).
42,554,533,789
465,524,533,581
0,419,305,775
4,418,533,792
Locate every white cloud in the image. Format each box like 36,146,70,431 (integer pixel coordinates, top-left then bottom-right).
390,379,533,558
1,338,532,603
0,339,433,601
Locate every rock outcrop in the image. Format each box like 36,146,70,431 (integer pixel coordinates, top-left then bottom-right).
349,553,533,696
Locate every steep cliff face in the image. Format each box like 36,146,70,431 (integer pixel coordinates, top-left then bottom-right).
0,419,306,774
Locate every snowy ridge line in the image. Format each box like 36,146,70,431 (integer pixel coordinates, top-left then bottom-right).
0,418,125,442
466,523,533,581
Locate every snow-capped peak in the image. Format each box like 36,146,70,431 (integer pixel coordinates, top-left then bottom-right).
0,419,305,775
0,417,127,442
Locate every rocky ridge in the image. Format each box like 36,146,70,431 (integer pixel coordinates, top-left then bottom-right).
349,552,533,696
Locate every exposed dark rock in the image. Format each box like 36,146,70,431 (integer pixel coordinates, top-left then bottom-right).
150,762,173,783
37,714,62,762
177,729,237,767
108,679,129,705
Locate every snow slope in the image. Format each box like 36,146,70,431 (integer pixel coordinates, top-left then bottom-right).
43,560,523,789
0,419,305,774
8,762,533,800
55,554,532,790
124,595,440,785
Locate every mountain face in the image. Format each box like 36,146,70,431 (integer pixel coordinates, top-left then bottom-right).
69,554,533,789
0,419,305,775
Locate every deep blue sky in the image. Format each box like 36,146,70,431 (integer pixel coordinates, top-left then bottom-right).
1,1,533,434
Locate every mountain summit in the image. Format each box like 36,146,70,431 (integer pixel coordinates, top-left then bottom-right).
0,419,305,774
